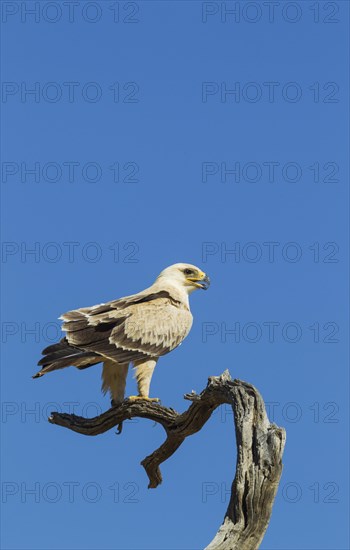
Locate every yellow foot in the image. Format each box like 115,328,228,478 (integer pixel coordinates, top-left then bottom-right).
128,395,160,402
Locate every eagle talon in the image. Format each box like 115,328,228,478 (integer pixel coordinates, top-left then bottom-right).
116,422,123,435
128,395,160,403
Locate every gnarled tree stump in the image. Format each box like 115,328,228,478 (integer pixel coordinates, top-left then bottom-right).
49,370,286,550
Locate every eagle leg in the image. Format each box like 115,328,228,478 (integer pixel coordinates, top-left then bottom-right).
101,361,129,405
132,359,158,401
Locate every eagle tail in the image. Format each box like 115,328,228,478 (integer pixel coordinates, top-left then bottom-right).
33,337,101,378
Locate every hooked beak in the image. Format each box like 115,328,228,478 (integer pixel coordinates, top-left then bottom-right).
188,273,211,290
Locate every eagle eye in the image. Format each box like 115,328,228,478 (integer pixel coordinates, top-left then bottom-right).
184,268,194,276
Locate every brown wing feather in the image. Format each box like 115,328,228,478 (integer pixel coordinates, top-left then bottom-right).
60,291,193,364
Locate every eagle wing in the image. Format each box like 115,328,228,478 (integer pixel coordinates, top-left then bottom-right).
60,291,193,365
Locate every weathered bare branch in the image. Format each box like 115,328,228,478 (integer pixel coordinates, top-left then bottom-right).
49,370,286,550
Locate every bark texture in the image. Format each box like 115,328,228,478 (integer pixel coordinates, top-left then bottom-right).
49,370,286,550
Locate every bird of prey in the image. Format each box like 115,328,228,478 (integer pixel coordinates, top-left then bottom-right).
33,263,210,404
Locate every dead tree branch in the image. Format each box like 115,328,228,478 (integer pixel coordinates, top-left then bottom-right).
49,370,286,550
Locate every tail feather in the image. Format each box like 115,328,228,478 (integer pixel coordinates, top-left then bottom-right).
33,337,101,378
41,339,71,354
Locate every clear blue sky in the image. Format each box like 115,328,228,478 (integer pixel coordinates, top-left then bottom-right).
1,1,349,549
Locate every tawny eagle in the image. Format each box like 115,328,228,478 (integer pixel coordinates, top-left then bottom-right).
33,263,210,404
